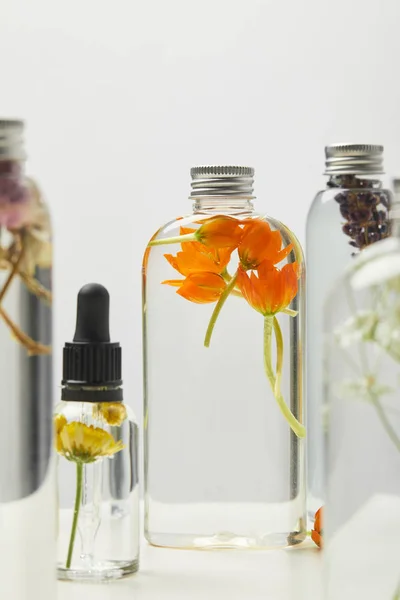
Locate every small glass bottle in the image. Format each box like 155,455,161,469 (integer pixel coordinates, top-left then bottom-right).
0,120,55,599
55,283,139,582
143,165,306,549
306,144,392,522
323,180,400,599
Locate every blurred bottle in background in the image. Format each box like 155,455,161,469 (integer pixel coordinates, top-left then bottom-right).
306,144,392,524
0,119,55,599
323,178,400,599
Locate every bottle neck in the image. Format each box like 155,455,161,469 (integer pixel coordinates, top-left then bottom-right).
61,383,123,403
192,195,254,215
327,174,382,190
0,158,24,179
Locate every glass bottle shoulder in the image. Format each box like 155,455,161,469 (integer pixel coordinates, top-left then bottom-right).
308,184,392,212
144,210,304,265
54,400,137,426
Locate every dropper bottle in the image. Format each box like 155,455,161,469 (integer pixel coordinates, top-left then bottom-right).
54,283,139,582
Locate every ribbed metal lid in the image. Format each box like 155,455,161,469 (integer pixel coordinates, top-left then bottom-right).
0,119,26,161
190,165,255,197
324,144,384,175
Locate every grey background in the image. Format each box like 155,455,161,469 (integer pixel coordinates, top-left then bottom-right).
1,0,400,496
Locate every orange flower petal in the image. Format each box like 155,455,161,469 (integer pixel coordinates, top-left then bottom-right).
311,507,324,548
311,530,323,548
238,220,274,269
196,216,243,248
292,261,301,278
314,507,323,531
274,242,294,264
162,279,183,287
236,267,266,315
238,220,294,269
237,261,299,316
180,226,196,235
177,272,226,304
165,247,228,276
164,253,181,272
164,227,234,277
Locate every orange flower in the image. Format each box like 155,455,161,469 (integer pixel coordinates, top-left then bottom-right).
164,227,233,276
148,216,243,249
163,272,226,303
311,507,323,548
236,261,299,316
238,219,293,270
195,216,243,248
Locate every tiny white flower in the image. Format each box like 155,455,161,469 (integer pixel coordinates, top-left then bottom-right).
334,310,378,348
336,375,393,402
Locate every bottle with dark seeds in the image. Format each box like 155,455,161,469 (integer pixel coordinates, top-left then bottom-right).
306,144,393,529
323,178,400,598
333,175,391,253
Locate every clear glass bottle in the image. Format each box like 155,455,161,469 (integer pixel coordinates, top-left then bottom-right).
323,180,400,599
0,120,55,599
306,144,392,522
143,165,306,549
55,284,139,582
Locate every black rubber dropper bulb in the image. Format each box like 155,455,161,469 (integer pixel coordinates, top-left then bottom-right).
62,283,122,402
73,283,111,343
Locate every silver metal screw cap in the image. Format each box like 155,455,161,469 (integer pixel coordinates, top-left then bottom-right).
324,144,384,175
190,165,255,197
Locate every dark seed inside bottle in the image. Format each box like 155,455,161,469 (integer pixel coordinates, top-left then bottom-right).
335,181,391,252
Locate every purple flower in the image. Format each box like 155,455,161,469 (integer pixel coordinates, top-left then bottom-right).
0,176,32,230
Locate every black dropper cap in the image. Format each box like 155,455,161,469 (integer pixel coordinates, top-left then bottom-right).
62,283,122,402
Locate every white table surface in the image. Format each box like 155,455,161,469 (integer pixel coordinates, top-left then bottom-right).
58,538,322,600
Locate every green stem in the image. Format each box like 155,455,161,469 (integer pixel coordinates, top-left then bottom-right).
204,273,238,348
273,316,283,397
282,308,298,317
148,233,196,247
66,462,83,569
222,269,241,297
263,317,306,438
370,394,400,453
221,268,232,282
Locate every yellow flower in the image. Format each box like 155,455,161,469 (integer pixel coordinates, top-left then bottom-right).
57,422,124,463
55,413,67,434
94,402,127,426
54,414,67,453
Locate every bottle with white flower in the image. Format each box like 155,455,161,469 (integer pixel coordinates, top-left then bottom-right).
324,179,400,599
